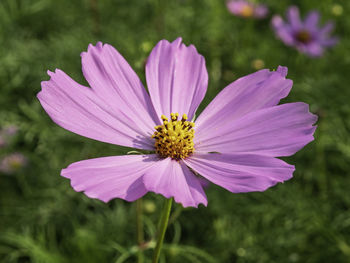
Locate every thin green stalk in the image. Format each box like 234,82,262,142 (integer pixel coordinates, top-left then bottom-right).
136,198,144,263
152,198,173,263
154,0,166,37
90,0,100,35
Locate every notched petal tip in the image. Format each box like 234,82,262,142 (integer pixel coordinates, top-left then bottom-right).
185,153,295,195
46,69,55,77
96,41,103,48
146,37,208,121
276,65,288,77
292,101,318,123
172,37,183,47
156,37,198,54
89,41,103,50
80,42,104,57
38,69,62,96
146,186,207,208
45,69,64,80
60,167,70,179
142,159,208,208
39,80,48,89
61,155,157,204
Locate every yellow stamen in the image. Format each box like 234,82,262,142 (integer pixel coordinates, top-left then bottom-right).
241,5,254,17
152,113,195,160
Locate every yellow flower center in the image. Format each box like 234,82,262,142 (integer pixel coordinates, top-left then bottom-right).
152,113,195,160
9,160,22,170
241,5,254,17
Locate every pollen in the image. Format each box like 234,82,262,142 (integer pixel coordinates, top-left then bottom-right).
152,113,195,160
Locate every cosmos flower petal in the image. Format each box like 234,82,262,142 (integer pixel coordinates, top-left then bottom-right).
195,102,317,157
61,154,159,203
142,158,207,208
184,153,294,193
271,16,295,45
304,42,324,57
318,22,338,47
38,70,155,150
287,6,302,30
304,11,320,30
320,37,339,47
146,38,208,121
81,42,160,133
320,22,335,35
195,66,292,135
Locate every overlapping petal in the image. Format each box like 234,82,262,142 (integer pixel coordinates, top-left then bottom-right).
195,66,292,136
61,154,159,202
38,69,154,150
146,38,208,121
195,102,317,157
184,153,294,193
81,42,160,134
142,158,207,207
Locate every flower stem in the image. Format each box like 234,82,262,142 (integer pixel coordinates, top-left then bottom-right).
89,0,100,35
152,198,173,263
136,198,144,263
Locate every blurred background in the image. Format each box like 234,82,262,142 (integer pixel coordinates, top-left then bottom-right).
0,0,349,262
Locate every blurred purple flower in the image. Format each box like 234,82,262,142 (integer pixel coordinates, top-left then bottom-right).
37,38,316,208
3,125,18,136
272,6,338,57
227,0,268,19
0,153,27,174
0,136,5,148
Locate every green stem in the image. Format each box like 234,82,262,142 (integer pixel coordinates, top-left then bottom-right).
154,0,166,37
152,198,173,263
90,0,100,35
136,198,144,263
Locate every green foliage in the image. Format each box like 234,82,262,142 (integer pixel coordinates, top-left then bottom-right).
0,0,350,262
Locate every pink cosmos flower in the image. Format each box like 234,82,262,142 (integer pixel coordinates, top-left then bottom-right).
227,0,268,19
37,38,317,208
272,6,338,57
3,125,18,136
0,153,27,174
